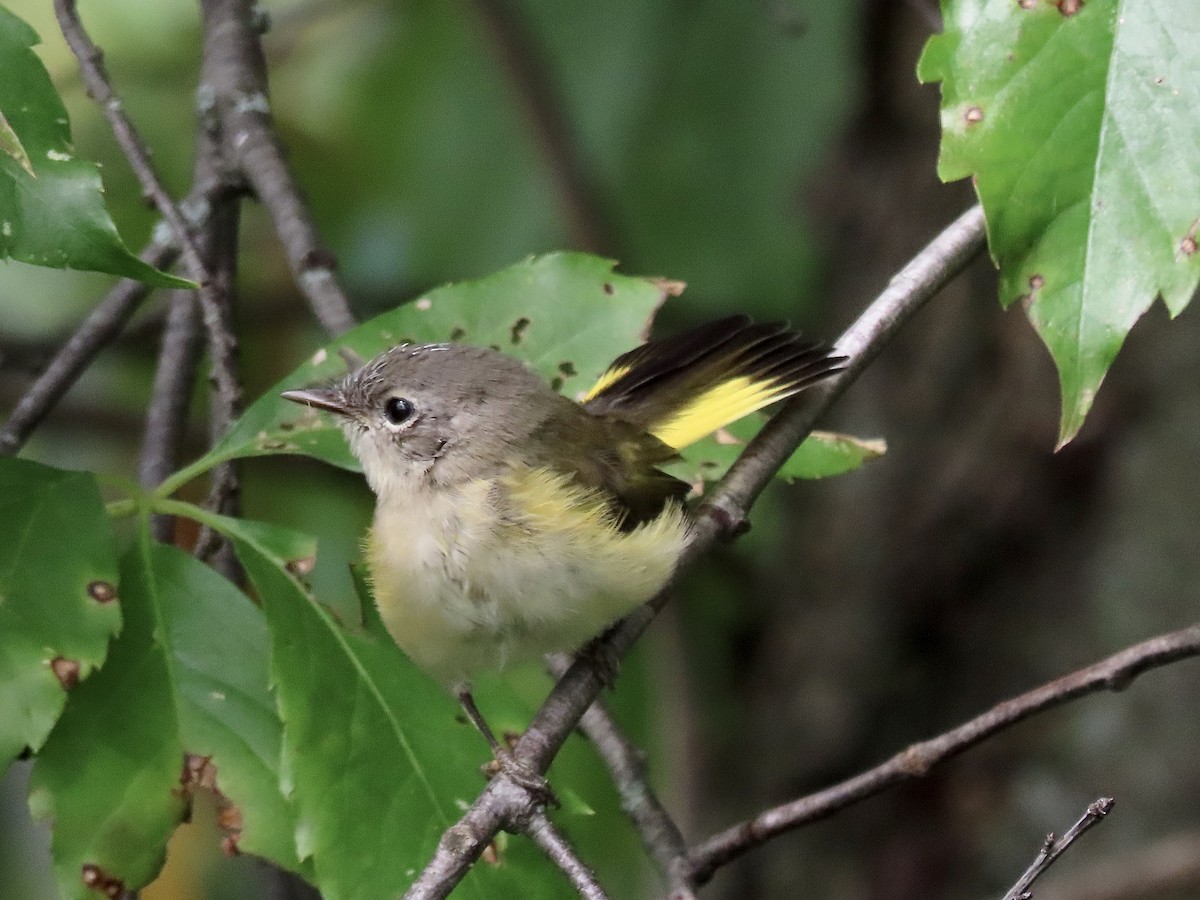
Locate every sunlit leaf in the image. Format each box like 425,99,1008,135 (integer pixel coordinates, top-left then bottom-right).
920,0,1200,443
0,5,190,286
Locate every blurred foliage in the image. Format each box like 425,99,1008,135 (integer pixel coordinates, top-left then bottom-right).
9,1,1198,899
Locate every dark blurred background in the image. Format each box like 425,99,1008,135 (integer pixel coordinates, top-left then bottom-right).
2,0,1199,898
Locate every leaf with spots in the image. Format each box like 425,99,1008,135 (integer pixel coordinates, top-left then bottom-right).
163,252,673,486
920,0,1200,443
28,534,303,900
0,6,188,286
666,418,886,489
0,459,120,774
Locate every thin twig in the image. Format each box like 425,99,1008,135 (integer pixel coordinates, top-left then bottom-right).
686,625,1200,883
403,206,989,897
139,290,202,541
546,656,695,899
190,195,244,567
1037,829,1200,900
1001,798,1116,900
470,0,611,253
525,810,610,900
54,0,242,443
0,239,177,456
198,0,356,337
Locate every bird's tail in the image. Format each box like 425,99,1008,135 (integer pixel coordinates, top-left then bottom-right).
581,315,844,451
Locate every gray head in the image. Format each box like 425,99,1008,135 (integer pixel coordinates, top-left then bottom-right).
283,343,557,496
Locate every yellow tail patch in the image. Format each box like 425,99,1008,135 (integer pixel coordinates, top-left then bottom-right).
581,364,632,402
651,376,793,450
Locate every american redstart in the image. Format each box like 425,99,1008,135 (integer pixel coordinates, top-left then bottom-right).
283,315,841,778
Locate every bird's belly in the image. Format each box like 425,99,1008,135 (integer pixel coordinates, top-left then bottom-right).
365,477,687,685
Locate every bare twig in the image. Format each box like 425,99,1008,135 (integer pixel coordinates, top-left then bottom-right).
198,0,356,337
1001,798,1115,900
0,239,177,456
546,655,695,900
686,625,1200,883
139,290,202,540
190,194,244,565
470,0,611,254
403,206,988,896
1038,829,1200,900
525,810,610,900
54,0,243,442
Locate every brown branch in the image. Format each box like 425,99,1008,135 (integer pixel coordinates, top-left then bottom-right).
0,239,177,456
1037,829,1200,900
198,0,356,337
1001,798,1115,900
403,206,989,897
547,656,694,900
54,0,243,448
139,289,202,540
470,0,612,254
686,625,1200,884
525,810,610,900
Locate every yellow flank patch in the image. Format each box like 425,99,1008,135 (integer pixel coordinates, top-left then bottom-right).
652,376,790,450
581,364,631,401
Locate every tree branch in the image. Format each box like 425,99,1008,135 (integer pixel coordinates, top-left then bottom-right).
1001,798,1115,900
550,656,694,900
525,810,610,900
686,625,1200,884
1037,829,1200,900
139,289,202,541
0,239,177,457
198,0,356,337
54,0,242,444
403,205,989,895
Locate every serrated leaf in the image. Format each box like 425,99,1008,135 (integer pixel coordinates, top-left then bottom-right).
665,418,885,489
0,459,120,773
232,534,495,899
919,0,1200,444
778,431,886,481
28,535,302,900
171,252,671,483
0,5,190,287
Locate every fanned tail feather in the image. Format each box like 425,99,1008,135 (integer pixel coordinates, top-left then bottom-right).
583,315,844,451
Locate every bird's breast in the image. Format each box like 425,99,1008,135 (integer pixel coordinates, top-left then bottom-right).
365,469,688,684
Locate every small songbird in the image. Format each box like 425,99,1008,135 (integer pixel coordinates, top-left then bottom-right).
282,315,841,772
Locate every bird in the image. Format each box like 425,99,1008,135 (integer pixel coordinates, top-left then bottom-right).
282,314,842,783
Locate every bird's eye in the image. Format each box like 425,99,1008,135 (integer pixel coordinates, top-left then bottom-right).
383,396,415,426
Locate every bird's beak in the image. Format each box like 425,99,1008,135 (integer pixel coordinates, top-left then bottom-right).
281,388,351,416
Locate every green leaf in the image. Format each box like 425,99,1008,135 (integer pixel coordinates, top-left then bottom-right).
666,418,885,488
0,458,120,773
778,431,887,482
28,535,302,900
232,533,488,899
169,252,672,485
0,5,190,287
919,0,1200,444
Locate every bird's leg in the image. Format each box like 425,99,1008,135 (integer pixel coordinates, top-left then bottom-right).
454,686,559,807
